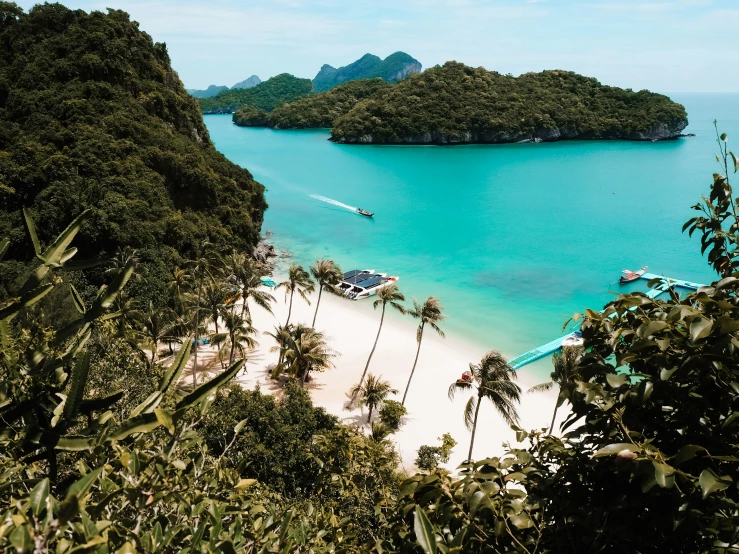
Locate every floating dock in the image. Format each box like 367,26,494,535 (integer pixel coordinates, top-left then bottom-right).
508,272,706,371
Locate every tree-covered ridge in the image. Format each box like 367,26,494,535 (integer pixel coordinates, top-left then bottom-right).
0,2,266,296
187,84,228,98
233,78,390,129
330,61,689,144
313,51,422,92
198,73,314,114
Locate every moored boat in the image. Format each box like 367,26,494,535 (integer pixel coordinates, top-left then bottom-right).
620,265,647,284
338,269,399,299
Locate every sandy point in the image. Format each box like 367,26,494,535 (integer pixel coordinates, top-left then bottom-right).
182,283,561,472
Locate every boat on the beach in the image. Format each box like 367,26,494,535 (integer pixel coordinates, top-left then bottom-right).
337,269,399,299
357,208,374,217
620,265,647,284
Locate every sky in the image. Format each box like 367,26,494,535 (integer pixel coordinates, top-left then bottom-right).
16,0,739,92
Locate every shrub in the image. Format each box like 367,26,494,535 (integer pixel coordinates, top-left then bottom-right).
416,433,457,470
379,399,407,430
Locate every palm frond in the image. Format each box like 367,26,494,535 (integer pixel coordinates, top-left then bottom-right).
463,396,477,431
527,381,555,394
448,380,472,400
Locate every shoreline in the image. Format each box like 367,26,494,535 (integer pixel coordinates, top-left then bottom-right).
183,266,562,471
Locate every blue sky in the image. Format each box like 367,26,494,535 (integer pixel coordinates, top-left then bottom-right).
17,0,739,92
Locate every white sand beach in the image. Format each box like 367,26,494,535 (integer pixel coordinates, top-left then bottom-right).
182,282,561,472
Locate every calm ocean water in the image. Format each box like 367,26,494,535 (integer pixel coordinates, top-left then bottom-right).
204,93,738,380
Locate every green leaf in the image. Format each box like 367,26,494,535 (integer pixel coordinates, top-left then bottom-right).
652,461,675,488
176,359,244,410
96,260,134,309
9,525,32,552
414,507,437,554
468,490,485,517
672,445,707,466
731,152,739,173
79,391,124,413
23,208,41,256
69,284,86,314
606,374,628,388
154,409,174,434
159,339,192,394
0,284,55,320
29,478,50,516
234,418,248,435
63,351,91,421
109,412,160,441
0,237,8,262
38,209,90,267
594,443,642,457
699,468,732,498
236,478,257,489
690,317,713,341
720,132,728,142
129,392,163,417
65,467,103,501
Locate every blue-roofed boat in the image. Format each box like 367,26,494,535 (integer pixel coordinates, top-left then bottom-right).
338,269,399,300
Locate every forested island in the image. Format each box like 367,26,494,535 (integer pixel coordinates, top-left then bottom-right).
2,3,737,553
233,78,390,128
198,73,313,114
330,62,688,144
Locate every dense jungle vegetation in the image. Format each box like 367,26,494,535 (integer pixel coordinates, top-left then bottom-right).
233,78,390,129
330,61,689,144
0,2,266,310
312,52,421,92
1,3,738,552
197,73,314,114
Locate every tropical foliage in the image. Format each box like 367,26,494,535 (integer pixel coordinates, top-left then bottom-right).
309,258,342,326
235,78,391,129
448,350,521,460
528,344,583,433
331,61,688,144
402,296,445,405
199,73,314,114
349,373,398,423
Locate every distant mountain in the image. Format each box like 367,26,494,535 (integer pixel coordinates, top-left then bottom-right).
187,84,229,98
313,52,421,92
198,73,314,114
232,75,261,89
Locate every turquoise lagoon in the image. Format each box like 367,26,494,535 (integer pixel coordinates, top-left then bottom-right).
205,94,737,380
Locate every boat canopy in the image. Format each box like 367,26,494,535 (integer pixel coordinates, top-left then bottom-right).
345,272,376,285
354,275,384,290
343,269,362,279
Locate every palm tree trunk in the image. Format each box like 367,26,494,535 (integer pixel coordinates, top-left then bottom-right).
213,314,219,335
300,365,309,388
548,401,560,435
354,303,386,403
193,273,203,386
285,290,294,327
240,287,248,318
468,395,482,461
368,404,374,423
312,284,323,327
401,323,425,406
151,339,158,364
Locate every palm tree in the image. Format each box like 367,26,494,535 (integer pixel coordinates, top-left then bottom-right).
278,324,336,388
104,290,141,341
310,258,343,327
401,297,445,406
448,350,521,461
349,373,398,423
276,263,314,328
528,345,584,434
353,284,405,404
226,251,275,318
187,242,221,386
105,246,142,305
265,323,293,377
202,280,229,334
167,267,190,308
139,301,176,364
211,311,258,367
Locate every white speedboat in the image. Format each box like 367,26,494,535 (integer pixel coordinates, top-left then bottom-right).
338,269,399,299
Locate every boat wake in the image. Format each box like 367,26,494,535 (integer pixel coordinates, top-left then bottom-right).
310,194,358,213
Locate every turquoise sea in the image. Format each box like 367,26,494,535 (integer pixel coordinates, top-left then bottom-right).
205,94,738,380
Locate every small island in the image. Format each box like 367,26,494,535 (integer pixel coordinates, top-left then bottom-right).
233,78,390,129
330,62,688,145
198,73,313,114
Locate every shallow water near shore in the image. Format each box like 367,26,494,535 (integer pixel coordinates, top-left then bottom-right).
205,93,736,380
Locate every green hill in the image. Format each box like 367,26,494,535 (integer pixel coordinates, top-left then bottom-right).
187,84,229,98
313,52,421,92
198,73,314,114
330,62,688,144
0,3,266,297
233,78,391,129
